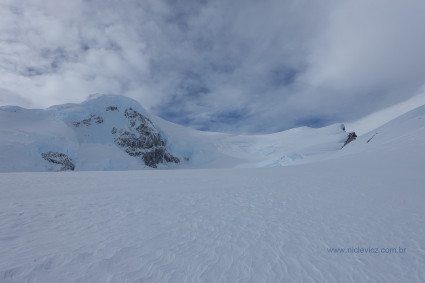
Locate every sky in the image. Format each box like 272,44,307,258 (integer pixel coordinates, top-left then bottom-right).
1,0,425,134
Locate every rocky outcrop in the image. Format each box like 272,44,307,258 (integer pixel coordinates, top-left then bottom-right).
106,106,118,111
41,151,75,171
342,132,357,148
339,124,357,148
367,132,378,143
72,115,104,127
112,108,180,168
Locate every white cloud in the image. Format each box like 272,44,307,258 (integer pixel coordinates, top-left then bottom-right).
1,0,425,133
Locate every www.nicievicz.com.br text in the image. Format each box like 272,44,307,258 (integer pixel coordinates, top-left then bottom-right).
327,247,406,254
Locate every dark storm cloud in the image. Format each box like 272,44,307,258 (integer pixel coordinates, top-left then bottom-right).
1,0,425,133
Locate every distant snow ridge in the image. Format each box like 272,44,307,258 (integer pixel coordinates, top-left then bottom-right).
0,94,356,172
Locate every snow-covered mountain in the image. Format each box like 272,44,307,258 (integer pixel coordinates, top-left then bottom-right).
0,95,180,172
0,95,357,172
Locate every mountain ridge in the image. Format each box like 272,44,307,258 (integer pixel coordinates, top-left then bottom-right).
5,94,421,172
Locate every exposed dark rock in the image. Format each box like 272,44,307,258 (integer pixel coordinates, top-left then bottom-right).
367,133,378,143
72,114,104,127
342,132,357,148
164,152,181,163
113,108,180,168
82,118,92,126
94,116,104,124
41,151,75,171
142,148,166,168
106,106,118,111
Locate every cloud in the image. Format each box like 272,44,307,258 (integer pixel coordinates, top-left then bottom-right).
1,0,425,133
301,0,425,113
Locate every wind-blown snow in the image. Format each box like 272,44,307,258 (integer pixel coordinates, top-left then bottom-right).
1,104,425,282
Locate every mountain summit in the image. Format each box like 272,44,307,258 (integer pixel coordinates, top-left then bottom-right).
0,95,181,171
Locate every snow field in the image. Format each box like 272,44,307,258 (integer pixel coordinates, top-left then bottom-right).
1,143,424,282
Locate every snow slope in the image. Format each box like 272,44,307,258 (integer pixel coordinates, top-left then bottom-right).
150,116,349,168
0,104,424,282
337,103,425,159
345,87,425,135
